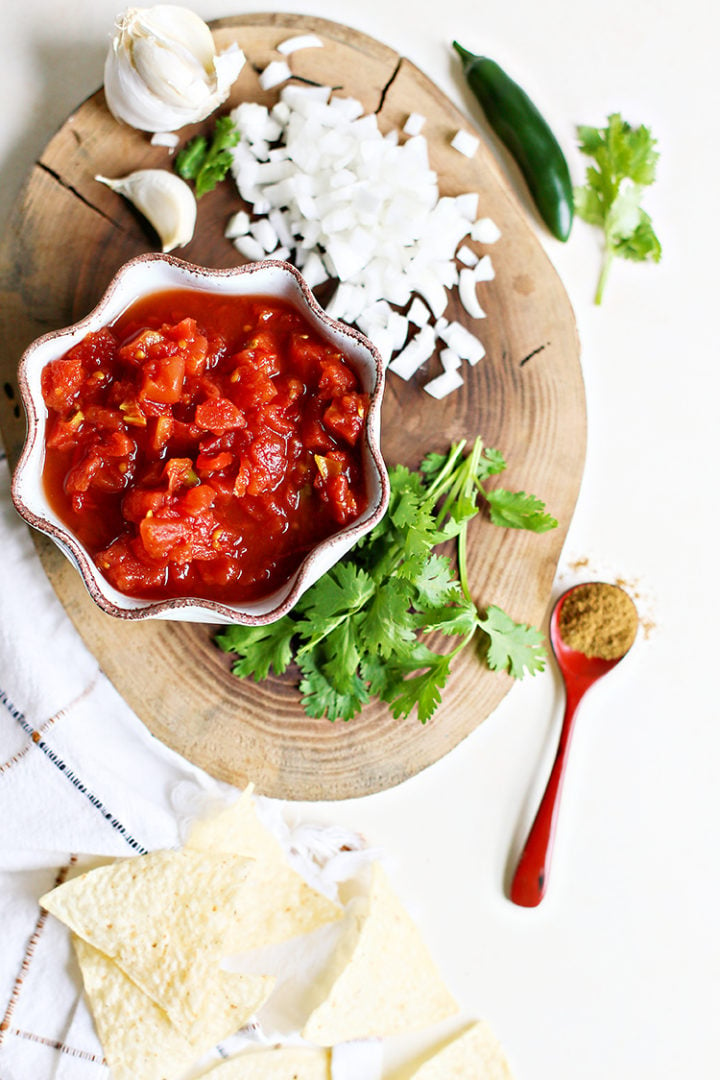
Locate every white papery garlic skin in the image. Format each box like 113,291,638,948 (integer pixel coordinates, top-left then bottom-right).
96,169,197,251
104,5,245,132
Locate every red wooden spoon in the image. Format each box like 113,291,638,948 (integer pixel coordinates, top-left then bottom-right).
509,583,637,907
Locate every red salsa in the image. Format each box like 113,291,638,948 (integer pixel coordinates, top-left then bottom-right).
41,289,370,602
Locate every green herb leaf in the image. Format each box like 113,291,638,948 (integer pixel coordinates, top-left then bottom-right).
175,115,240,198
485,489,558,532
574,112,662,304
217,616,296,680
478,605,547,678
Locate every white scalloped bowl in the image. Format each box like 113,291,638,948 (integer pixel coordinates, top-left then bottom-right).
11,254,389,624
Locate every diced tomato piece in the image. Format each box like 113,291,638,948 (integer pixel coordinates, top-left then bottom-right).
139,516,192,561
162,457,197,493
196,556,241,587
245,431,287,495
46,411,85,450
322,474,359,525
167,317,209,377
122,487,166,523
318,356,359,397
148,415,173,453
196,450,234,474
179,483,216,515
195,397,246,434
96,537,167,592
41,354,86,413
139,353,185,404
322,393,368,446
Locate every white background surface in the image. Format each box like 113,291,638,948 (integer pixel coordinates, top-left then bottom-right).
1,1,717,1078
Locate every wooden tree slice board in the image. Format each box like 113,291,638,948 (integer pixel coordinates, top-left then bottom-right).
0,14,585,800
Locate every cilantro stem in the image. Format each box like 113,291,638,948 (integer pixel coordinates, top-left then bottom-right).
595,246,614,305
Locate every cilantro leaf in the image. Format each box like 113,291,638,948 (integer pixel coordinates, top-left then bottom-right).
411,553,462,609
217,617,296,680
175,115,240,198
485,489,558,532
175,136,208,181
477,606,547,678
385,654,452,724
299,649,369,721
297,562,375,623
575,112,662,303
359,580,417,658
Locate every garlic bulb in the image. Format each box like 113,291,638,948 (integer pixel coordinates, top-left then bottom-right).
104,5,246,132
96,170,197,251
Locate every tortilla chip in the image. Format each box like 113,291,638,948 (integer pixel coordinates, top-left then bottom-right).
74,937,275,1080
187,788,286,862
406,1020,515,1079
185,793,343,950
41,849,253,1033
197,1045,330,1079
301,864,458,1045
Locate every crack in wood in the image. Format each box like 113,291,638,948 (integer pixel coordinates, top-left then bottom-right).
36,162,124,229
375,57,403,114
520,343,549,367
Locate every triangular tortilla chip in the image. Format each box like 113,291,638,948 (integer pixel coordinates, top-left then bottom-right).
40,849,253,1032
197,1045,330,1079
302,863,458,1045
187,787,286,862
74,937,275,1080
406,1019,515,1079
185,793,343,950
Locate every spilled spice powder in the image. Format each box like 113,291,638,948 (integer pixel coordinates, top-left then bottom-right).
558,583,638,659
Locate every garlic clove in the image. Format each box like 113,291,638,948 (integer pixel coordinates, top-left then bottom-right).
104,5,245,132
130,5,217,71
131,35,210,109
96,169,197,252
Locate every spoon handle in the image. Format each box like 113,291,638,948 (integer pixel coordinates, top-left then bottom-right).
509,686,584,907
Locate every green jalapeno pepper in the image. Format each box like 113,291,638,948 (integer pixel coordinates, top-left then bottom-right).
453,42,574,242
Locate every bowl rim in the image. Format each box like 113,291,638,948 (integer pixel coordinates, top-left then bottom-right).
11,252,390,623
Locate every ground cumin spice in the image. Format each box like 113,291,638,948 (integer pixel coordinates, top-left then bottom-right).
558,583,638,659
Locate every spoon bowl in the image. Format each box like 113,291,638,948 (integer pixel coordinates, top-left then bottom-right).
509,582,638,907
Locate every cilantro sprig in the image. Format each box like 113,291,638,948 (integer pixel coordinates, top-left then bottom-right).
217,438,557,724
574,112,662,304
175,115,240,197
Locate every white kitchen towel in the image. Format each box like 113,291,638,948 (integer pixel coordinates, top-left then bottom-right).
0,452,235,1078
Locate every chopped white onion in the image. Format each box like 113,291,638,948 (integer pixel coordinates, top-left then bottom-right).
387,325,436,380
459,268,487,320
437,320,486,365
259,60,292,90
454,191,479,220
225,210,251,238
299,251,329,288
403,112,426,136
250,217,278,252
474,254,496,282
424,368,464,398
233,235,266,260
277,33,324,54
406,297,431,327
457,244,479,267
439,347,462,371
150,131,179,151
471,216,502,243
451,129,480,157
